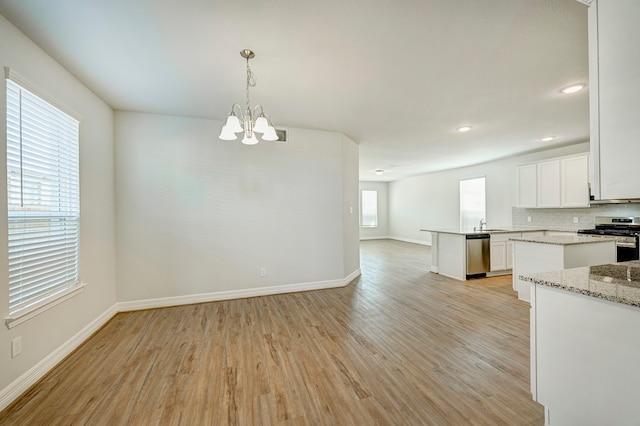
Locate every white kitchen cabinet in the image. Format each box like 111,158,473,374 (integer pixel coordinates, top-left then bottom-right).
506,240,514,270
536,160,561,208
517,164,537,208
490,241,507,271
517,154,589,208
561,154,590,207
588,0,640,200
490,233,520,272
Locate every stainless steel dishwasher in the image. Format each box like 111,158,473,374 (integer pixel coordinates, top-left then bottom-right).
466,233,490,279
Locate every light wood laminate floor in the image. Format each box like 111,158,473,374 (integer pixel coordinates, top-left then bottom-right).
0,240,544,425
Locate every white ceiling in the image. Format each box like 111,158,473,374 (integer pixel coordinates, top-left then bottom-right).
0,0,589,181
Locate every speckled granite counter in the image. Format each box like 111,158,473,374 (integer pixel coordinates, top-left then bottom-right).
520,261,640,308
510,235,616,245
420,227,547,235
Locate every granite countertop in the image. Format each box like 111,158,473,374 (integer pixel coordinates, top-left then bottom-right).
420,227,548,235
520,261,640,308
510,235,617,246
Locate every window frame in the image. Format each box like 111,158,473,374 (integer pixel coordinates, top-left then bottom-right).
5,68,84,329
361,189,379,228
459,176,486,231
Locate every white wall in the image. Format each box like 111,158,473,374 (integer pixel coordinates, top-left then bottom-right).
359,181,389,240
342,137,361,276
0,15,117,397
115,112,360,303
389,143,590,245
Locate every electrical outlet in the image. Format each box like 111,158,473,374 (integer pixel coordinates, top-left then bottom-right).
527,216,532,222
11,336,21,358
573,217,579,224
260,268,267,277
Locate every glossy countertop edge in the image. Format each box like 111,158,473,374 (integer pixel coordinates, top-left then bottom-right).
520,261,640,309
509,235,617,246
420,227,561,235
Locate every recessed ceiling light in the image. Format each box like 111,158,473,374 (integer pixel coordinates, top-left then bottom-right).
560,84,585,94
457,126,472,133
541,136,555,142
374,169,384,175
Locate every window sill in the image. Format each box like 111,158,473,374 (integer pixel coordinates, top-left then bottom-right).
5,283,87,329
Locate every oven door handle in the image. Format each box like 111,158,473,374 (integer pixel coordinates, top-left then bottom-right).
617,241,638,248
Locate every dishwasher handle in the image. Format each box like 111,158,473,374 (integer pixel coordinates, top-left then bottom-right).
466,233,490,239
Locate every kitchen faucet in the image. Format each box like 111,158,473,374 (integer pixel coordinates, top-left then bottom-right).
479,218,486,231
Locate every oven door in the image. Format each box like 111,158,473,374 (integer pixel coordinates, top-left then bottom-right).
617,238,639,262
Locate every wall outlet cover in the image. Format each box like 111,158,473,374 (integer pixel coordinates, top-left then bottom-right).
11,336,22,358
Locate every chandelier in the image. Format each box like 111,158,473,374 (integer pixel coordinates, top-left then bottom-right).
218,49,278,144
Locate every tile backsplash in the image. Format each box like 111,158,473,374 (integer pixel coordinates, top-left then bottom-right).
513,204,640,230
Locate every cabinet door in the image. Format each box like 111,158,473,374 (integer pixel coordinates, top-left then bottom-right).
517,164,537,207
537,160,561,208
591,1,640,199
506,241,514,270
490,241,507,271
561,155,589,207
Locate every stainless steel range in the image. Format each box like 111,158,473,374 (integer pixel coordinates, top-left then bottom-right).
577,216,640,262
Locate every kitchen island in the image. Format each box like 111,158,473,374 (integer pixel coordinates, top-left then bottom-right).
510,234,616,302
520,262,640,426
422,228,545,281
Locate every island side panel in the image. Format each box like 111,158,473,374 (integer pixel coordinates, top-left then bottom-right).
438,232,466,281
430,232,439,273
512,241,564,302
564,241,616,268
535,285,640,425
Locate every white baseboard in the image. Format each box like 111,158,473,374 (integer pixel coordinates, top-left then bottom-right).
118,269,362,311
0,304,118,412
360,236,431,246
388,237,431,246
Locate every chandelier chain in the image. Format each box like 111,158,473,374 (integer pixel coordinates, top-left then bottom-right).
245,58,256,112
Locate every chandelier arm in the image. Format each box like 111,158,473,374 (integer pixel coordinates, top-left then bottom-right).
230,103,244,119
253,105,265,117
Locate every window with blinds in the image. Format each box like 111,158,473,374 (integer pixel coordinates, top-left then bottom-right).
361,190,378,228
6,76,81,320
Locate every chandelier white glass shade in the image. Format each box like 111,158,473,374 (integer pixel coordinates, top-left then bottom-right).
219,49,278,144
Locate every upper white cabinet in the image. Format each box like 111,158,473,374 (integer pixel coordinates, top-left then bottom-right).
561,155,590,207
537,160,561,208
588,0,640,200
517,154,589,208
517,164,537,208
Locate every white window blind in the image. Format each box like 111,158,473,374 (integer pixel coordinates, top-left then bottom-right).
361,190,378,228
6,77,81,319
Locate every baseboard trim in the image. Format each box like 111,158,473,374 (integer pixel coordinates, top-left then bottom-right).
388,237,431,246
359,236,431,246
0,304,118,412
118,269,362,312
